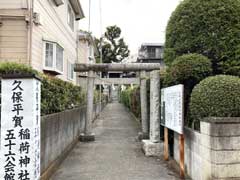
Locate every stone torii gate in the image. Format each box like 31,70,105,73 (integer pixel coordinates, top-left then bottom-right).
95,77,140,103
74,63,161,145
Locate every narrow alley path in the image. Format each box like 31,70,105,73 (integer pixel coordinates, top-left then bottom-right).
51,102,179,180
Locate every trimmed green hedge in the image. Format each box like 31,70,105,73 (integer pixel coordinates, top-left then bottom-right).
164,54,212,126
164,54,212,88
0,62,38,75
120,86,141,118
189,75,240,127
164,0,240,75
93,90,108,104
120,88,131,108
41,76,86,115
0,62,87,115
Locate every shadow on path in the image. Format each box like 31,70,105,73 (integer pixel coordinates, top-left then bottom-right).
51,102,180,180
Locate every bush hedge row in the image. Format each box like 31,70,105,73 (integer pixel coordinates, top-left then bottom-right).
120,86,141,118
0,62,94,115
41,76,86,115
120,73,240,129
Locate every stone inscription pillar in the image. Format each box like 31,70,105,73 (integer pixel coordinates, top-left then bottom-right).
141,70,162,157
149,70,160,143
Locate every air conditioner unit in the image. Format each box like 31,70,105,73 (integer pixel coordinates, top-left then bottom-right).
33,12,41,25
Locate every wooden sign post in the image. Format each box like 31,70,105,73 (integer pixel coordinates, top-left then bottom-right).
164,127,169,161
179,134,185,178
161,84,185,178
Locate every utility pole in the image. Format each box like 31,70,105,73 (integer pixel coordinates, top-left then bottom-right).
99,0,103,108
88,0,91,32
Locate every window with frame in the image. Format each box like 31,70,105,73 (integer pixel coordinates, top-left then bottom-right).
67,61,74,80
67,4,74,31
147,47,156,58
44,41,64,73
45,42,54,67
155,48,163,59
89,45,93,57
56,44,64,72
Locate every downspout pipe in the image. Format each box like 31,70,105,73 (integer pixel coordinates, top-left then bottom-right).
27,0,34,66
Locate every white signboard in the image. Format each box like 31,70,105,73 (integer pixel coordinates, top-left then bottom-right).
161,84,184,134
0,77,41,180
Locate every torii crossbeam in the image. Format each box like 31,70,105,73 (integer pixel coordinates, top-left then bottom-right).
74,63,161,72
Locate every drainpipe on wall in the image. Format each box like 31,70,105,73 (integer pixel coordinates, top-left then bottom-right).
76,37,79,84
27,0,34,66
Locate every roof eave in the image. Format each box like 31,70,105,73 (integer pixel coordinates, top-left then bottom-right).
69,0,85,20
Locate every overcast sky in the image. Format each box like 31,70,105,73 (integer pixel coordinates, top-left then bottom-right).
79,0,181,55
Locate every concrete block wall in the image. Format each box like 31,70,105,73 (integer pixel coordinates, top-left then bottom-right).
174,128,209,180
174,117,240,180
40,102,106,179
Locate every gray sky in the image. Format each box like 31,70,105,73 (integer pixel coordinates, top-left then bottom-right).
79,0,181,54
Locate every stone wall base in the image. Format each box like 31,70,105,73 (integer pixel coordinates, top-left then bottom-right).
41,138,78,180
79,133,95,142
142,140,163,157
138,132,149,140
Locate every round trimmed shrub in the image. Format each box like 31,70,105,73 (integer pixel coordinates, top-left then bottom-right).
164,53,212,126
164,53,212,88
164,0,240,75
189,75,240,124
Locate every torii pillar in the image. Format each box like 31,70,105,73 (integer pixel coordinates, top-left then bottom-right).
138,70,149,140
79,70,95,141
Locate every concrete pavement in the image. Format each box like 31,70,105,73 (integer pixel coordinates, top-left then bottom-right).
51,102,180,180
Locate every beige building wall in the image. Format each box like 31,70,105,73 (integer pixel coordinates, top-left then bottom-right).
77,39,89,64
32,0,79,83
0,8,29,65
77,40,89,89
0,0,83,84
77,34,98,89
0,0,27,9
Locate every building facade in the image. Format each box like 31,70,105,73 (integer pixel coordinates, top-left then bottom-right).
0,0,84,83
77,30,98,64
137,43,165,67
77,30,99,89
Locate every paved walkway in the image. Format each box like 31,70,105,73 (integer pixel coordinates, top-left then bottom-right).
51,102,179,180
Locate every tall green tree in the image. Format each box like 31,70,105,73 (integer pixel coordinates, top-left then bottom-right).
164,0,240,76
96,25,130,63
